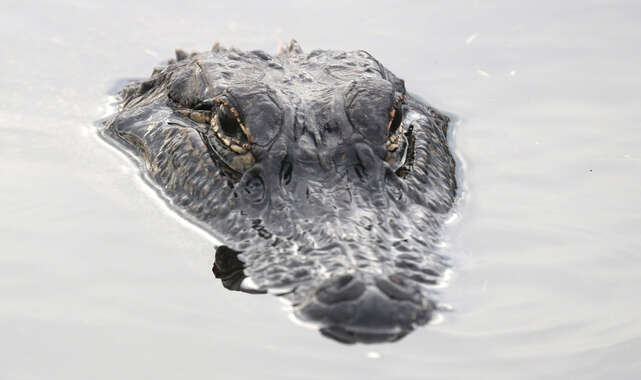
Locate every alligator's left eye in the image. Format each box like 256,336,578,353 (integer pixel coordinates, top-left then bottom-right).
181,99,256,176
200,100,256,173
210,102,253,154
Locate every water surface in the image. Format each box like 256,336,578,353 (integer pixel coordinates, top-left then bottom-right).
2,1,640,379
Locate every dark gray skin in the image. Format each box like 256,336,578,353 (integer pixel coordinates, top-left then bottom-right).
103,41,457,344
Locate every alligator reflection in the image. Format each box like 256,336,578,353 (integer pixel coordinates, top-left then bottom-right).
103,41,457,344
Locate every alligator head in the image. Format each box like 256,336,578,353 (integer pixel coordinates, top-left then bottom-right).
103,40,457,344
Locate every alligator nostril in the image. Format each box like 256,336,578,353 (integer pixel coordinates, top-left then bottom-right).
315,274,365,304
375,275,418,302
388,274,406,286
335,274,354,288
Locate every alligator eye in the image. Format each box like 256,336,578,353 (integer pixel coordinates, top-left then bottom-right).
210,101,253,155
385,97,405,154
387,104,403,136
218,106,243,137
385,97,410,172
197,100,256,174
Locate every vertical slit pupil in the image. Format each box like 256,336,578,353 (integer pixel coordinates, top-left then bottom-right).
218,107,241,137
389,107,402,135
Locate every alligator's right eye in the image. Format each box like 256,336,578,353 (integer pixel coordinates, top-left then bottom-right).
193,100,256,175
385,96,413,173
387,102,403,136
385,97,406,157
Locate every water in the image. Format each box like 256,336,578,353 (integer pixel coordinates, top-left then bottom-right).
2,1,640,378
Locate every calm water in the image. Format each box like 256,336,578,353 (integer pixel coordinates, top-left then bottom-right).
2,1,641,379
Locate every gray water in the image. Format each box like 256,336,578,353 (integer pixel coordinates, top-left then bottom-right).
2,1,641,379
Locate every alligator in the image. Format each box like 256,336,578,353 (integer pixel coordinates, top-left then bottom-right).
102,40,457,344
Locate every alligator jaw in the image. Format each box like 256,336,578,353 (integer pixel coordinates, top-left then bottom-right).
293,272,435,344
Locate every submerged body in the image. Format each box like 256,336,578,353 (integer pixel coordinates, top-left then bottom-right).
103,41,457,343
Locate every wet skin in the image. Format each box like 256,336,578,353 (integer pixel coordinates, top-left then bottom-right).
103,41,457,343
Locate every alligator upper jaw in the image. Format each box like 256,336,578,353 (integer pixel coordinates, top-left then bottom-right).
293,272,435,344
213,243,440,343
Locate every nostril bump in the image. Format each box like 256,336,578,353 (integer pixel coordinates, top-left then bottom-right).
335,274,354,289
315,274,365,304
376,276,417,302
388,274,406,286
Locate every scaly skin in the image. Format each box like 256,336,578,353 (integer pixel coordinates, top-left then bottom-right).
103,40,457,343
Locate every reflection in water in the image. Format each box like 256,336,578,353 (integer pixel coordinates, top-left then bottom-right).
3,0,641,376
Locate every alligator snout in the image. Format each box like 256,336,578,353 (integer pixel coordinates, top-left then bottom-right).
295,272,435,343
